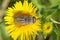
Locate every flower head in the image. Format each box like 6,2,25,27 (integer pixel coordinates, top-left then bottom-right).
43,22,53,34
4,1,41,40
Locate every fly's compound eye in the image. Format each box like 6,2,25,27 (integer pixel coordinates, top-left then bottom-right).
33,17,36,23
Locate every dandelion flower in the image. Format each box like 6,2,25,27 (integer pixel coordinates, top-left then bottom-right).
43,22,53,34
4,1,41,40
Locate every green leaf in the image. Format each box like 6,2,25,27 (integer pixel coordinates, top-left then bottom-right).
49,0,60,8
31,0,42,10
51,9,60,21
54,24,60,36
0,22,12,40
0,0,2,5
49,31,57,40
0,29,2,40
40,6,58,17
8,0,23,7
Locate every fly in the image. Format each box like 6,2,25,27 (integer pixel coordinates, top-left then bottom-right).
15,16,36,24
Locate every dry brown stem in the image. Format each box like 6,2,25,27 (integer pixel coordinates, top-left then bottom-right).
0,0,10,18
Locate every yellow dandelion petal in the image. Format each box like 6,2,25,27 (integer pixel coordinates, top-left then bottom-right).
4,16,14,24
4,1,41,40
23,1,28,11
14,1,23,10
10,27,22,40
4,16,13,21
7,8,14,16
28,2,33,12
6,25,15,31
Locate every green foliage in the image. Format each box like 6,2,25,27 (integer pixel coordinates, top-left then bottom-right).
0,0,2,5
49,0,60,8
8,0,23,7
49,31,57,40
32,0,60,40
51,9,60,21
31,0,42,10
0,22,12,40
0,18,12,40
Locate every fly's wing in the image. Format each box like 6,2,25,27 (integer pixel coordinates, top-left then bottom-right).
15,16,25,23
